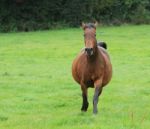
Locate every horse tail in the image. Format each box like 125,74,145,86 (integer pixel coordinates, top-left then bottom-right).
97,41,107,49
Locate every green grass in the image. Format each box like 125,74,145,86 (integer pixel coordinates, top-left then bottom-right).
0,25,150,129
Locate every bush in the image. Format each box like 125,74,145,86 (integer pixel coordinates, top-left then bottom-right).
0,0,149,32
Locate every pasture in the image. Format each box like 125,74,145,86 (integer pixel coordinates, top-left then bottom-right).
0,25,150,129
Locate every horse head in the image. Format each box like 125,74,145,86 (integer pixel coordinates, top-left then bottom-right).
82,22,97,56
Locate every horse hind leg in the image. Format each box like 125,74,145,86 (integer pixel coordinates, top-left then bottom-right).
81,86,89,112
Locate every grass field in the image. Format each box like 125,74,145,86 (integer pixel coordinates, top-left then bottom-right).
0,25,150,129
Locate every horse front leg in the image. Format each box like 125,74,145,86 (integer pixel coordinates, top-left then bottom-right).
93,80,103,114
81,85,89,112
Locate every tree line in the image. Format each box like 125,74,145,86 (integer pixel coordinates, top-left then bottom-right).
0,0,150,32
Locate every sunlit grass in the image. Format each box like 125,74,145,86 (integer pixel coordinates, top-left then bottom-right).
0,25,150,129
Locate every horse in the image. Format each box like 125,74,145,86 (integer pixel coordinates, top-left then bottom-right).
72,22,112,114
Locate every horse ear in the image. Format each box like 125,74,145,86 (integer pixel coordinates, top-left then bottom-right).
94,21,98,27
82,22,86,29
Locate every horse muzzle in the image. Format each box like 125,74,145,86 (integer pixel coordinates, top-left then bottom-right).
85,48,94,56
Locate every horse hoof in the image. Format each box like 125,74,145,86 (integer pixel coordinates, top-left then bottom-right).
81,107,88,112
81,109,87,112
81,107,87,112
93,112,98,114
81,102,89,112
93,109,98,114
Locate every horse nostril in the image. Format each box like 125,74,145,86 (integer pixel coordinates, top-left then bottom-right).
85,48,94,56
85,48,88,51
85,48,93,52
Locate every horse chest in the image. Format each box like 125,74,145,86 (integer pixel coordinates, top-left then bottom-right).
74,53,104,85
81,62,100,80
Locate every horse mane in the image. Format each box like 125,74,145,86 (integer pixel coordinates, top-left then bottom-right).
83,23,96,29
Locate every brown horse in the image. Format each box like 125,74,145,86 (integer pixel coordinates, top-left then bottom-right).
72,22,112,114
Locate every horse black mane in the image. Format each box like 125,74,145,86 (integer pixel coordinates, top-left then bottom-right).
84,23,96,29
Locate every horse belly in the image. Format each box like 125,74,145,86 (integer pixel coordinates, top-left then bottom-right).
72,60,80,84
72,56,93,87
72,53,86,85
102,54,112,86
